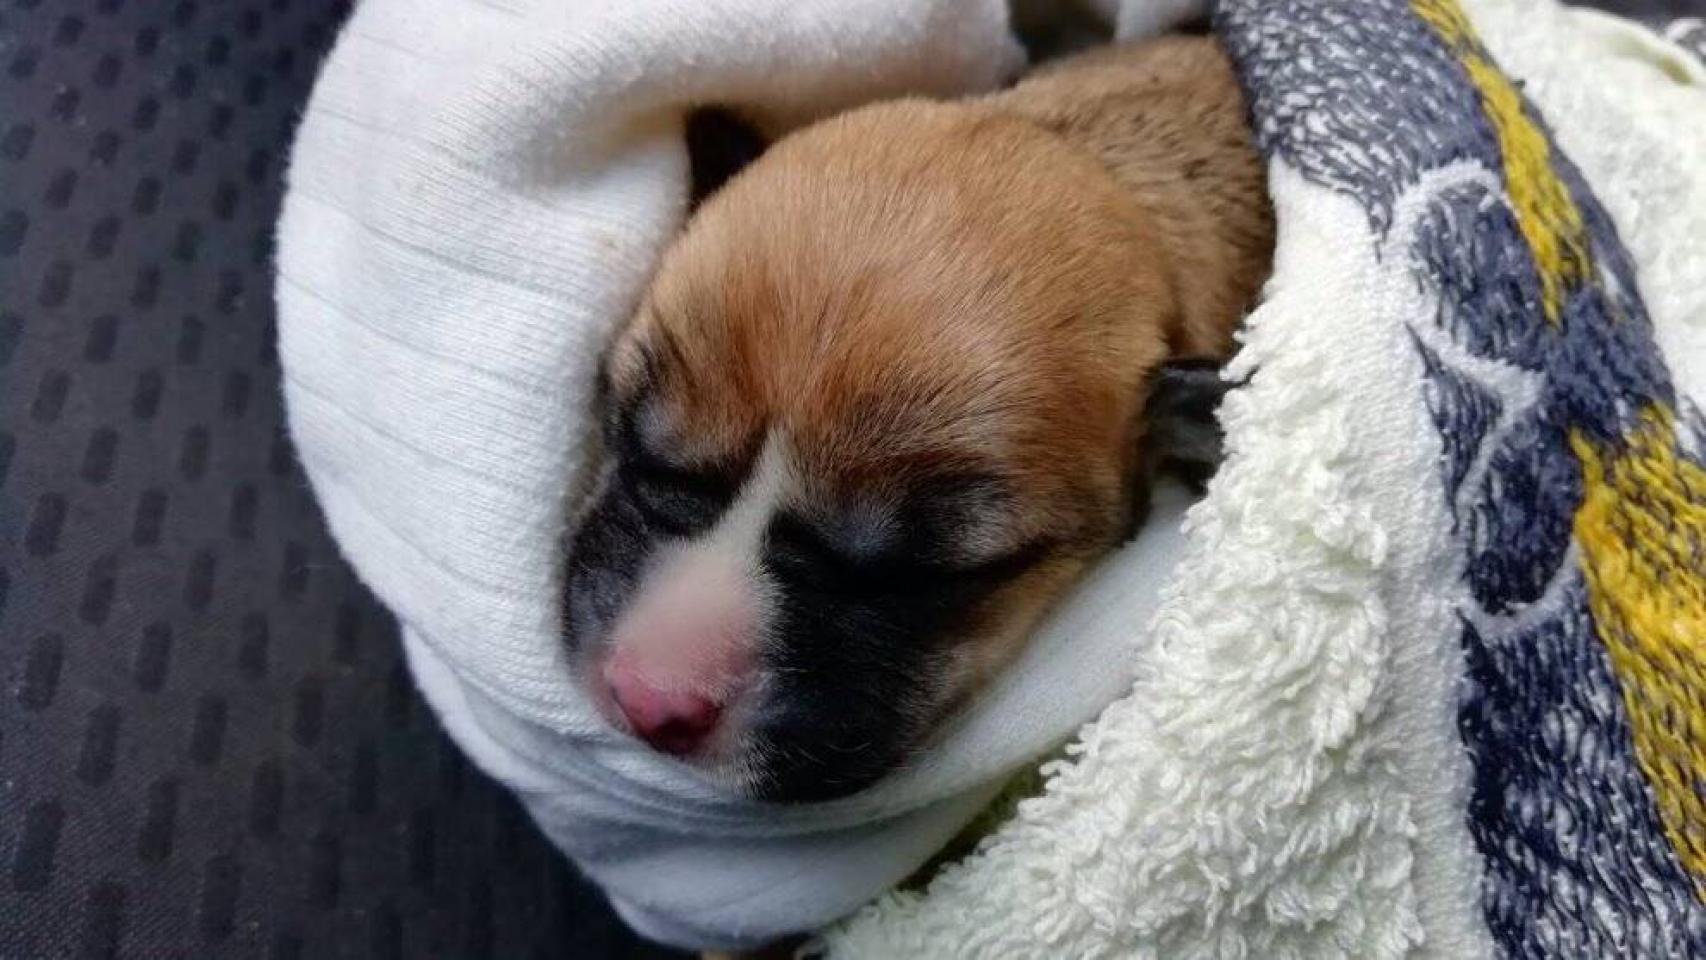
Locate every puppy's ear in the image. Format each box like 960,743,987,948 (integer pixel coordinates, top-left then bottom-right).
686,107,768,210
1144,358,1230,491
1122,358,1231,540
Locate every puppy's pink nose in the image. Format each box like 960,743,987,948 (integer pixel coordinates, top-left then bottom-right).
603,662,722,756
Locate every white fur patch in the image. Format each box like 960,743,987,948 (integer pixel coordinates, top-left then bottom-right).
607,435,789,695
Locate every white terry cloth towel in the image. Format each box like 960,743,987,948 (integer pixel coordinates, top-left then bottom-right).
276,0,1209,950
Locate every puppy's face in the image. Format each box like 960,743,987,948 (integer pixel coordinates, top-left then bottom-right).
564,103,1208,802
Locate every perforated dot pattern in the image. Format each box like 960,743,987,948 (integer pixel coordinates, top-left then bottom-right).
0,1,680,956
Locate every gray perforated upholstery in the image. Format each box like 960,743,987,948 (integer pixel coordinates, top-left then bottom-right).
0,1,680,956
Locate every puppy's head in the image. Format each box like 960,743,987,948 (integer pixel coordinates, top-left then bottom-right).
564,102,1222,802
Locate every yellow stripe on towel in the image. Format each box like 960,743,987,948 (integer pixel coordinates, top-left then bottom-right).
1572,407,1706,895
1413,0,1590,325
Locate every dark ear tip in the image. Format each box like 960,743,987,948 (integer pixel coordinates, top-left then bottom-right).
1139,358,1231,495
1164,354,1255,390
1147,359,1229,416
1159,356,1223,373
685,106,769,210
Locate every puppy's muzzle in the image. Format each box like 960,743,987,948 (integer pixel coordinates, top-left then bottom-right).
593,543,759,758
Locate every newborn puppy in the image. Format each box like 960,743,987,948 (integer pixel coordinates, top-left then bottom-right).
564,37,1274,803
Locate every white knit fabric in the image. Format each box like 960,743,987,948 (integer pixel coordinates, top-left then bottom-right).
274,0,1218,950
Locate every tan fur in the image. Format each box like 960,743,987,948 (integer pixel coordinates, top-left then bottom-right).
994,37,1275,355
610,37,1273,700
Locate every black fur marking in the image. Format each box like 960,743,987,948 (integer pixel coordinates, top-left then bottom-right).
750,483,1044,803
686,107,767,211
754,546,972,802
1145,358,1231,490
562,483,652,655
618,460,731,540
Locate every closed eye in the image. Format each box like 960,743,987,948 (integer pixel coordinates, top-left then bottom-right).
605,385,740,537
621,455,733,538
766,512,1051,590
766,514,859,578
941,536,1053,582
